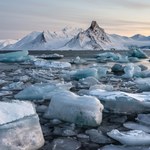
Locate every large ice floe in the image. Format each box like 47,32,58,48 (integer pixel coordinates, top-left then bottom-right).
107,129,150,146
0,100,44,149
0,50,31,62
45,91,103,127
15,82,72,100
89,89,150,114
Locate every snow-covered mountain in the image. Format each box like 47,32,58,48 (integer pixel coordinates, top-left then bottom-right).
1,21,150,50
0,39,18,49
63,21,111,50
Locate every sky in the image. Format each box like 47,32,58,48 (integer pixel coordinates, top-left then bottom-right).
0,0,150,39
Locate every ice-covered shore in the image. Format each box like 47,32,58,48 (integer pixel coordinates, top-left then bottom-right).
1,49,150,149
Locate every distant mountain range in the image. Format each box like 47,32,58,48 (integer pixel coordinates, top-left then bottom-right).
1,21,150,50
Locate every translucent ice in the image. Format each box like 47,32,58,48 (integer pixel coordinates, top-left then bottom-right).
45,91,103,127
0,50,31,62
15,82,72,100
89,89,150,114
128,48,148,59
0,101,44,149
71,68,98,80
34,59,71,69
122,64,141,78
107,129,150,146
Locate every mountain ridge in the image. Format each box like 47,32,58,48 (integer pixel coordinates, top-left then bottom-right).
1,21,150,50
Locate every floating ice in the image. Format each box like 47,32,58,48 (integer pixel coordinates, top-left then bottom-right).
71,68,98,80
15,82,72,100
89,89,150,114
70,56,87,65
128,48,148,59
45,91,103,127
34,59,71,69
107,129,150,146
122,63,141,78
0,50,31,62
95,52,120,62
0,100,44,149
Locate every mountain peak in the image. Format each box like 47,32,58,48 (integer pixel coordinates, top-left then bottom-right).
90,21,100,31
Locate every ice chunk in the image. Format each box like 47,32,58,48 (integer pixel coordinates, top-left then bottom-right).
101,145,150,150
2,81,24,90
97,67,108,78
0,101,35,125
136,114,150,126
71,68,98,80
89,89,150,114
79,77,100,87
0,91,12,96
135,78,150,91
95,52,120,62
70,56,87,65
122,64,141,78
128,48,148,59
0,101,44,149
124,122,150,133
45,91,103,127
0,50,31,62
0,79,7,85
15,82,72,100
107,129,150,146
34,59,71,69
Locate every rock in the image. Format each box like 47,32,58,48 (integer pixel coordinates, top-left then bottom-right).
77,134,89,142
85,129,113,144
62,129,76,137
51,138,81,150
36,105,48,113
45,91,103,127
111,64,124,74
